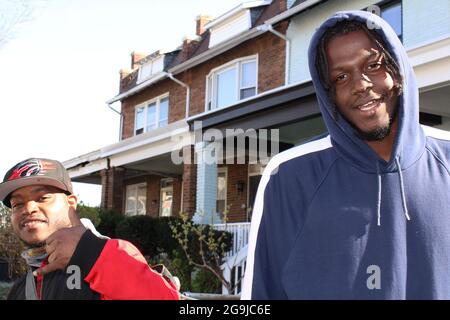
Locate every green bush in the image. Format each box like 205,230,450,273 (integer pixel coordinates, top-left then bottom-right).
155,217,184,256
77,203,101,227
148,250,194,292
112,214,233,293
115,216,185,258
116,215,159,257
96,209,125,238
191,268,222,294
0,204,27,280
170,218,233,266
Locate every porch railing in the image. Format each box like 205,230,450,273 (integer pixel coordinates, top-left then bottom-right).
214,222,251,295
213,222,251,259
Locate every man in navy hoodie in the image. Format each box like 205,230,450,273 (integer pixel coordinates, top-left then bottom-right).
242,11,450,299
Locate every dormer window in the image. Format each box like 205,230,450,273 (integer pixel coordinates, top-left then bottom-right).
206,56,257,111
209,10,251,48
137,56,164,83
206,0,272,48
134,94,169,135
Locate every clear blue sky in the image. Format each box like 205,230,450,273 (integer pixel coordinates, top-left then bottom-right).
0,0,243,206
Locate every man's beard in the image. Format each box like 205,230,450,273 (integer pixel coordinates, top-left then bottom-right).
342,104,399,142
357,121,392,142
19,237,46,249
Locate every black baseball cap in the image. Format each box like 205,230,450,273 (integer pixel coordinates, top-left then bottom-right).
0,158,73,208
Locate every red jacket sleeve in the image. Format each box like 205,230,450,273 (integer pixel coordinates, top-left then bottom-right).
84,239,180,300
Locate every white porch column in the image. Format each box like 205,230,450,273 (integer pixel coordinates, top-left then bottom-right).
193,141,222,224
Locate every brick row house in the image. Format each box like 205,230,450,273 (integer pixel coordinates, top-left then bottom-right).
64,0,450,294
65,0,294,224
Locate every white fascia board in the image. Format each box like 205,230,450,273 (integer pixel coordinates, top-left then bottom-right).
63,120,192,176
101,120,191,157
66,158,108,179
106,72,168,104
169,28,263,74
265,0,323,25
64,150,103,170
407,34,450,67
413,56,450,91
109,130,195,168
205,0,272,30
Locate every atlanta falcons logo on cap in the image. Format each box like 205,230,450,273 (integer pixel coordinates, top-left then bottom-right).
7,159,56,181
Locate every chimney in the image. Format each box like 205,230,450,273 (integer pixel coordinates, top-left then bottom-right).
195,15,213,36
119,68,130,81
181,36,199,62
130,51,146,70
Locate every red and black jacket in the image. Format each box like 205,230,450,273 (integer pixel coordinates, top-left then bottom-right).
7,230,180,300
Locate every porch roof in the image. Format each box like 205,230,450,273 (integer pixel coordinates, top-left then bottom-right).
63,120,193,182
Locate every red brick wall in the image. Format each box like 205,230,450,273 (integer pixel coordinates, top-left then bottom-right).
120,27,287,140
184,29,287,117
121,78,187,140
147,175,161,217
100,167,125,213
172,178,182,217
218,163,249,223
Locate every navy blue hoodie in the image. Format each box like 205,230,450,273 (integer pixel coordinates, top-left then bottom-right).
242,11,450,300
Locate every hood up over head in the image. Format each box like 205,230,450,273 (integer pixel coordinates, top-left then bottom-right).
308,10,425,174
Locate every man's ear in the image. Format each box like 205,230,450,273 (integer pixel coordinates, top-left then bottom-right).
67,194,78,210
67,194,82,227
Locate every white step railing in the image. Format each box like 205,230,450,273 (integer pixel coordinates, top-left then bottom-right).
214,222,251,295
220,245,248,295
213,222,251,259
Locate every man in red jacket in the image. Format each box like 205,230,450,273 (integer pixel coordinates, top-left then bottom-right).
0,158,180,300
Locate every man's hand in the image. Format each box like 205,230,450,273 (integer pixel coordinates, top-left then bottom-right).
34,225,87,276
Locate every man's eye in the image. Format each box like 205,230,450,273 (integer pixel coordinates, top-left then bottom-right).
12,203,23,209
368,63,382,70
39,195,51,202
335,74,347,83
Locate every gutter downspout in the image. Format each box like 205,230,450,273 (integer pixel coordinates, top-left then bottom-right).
164,72,191,119
108,103,123,141
257,24,291,85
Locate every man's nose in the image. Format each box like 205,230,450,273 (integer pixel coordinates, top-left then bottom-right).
351,73,372,94
22,200,39,215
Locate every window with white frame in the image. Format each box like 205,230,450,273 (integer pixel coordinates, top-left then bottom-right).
206,57,257,111
125,183,147,216
135,95,169,135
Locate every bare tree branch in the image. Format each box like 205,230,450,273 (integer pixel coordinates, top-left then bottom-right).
170,211,241,294
0,0,39,48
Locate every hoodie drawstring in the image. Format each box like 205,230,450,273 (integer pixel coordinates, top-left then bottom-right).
395,156,411,221
376,163,382,227
376,157,411,227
